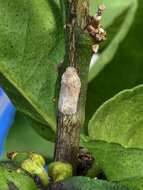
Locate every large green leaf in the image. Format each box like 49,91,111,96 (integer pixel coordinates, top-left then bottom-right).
0,0,64,139
0,161,38,190
61,176,129,190
119,177,143,190
89,0,137,81
84,140,143,190
86,84,143,189
88,84,143,149
89,0,137,77
86,0,143,130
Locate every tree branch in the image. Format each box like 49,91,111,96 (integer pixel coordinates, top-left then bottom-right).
54,0,92,172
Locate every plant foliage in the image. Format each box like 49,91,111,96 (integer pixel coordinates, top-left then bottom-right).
1,0,143,189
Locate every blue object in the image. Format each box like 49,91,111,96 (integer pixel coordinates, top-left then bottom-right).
0,87,16,155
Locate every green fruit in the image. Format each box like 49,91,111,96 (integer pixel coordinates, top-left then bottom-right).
30,152,46,166
48,161,73,182
7,151,48,186
21,159,49,186
7,152,45,167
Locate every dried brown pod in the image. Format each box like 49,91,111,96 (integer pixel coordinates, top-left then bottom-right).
86,4,106,49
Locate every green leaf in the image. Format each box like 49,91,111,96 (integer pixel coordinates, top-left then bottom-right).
86,84,143,190
3,113,54,159
119,177,143,190
86,0,143,131
88,84,143,149
89,0,137,82
0,161,38,190
84,140,143,189
0,0,64,139
61,176,129,190
83,138,143,190
84,140,143,190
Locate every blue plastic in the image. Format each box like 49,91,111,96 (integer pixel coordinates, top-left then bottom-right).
0,87,16,155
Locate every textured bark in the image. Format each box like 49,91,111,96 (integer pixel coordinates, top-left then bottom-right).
55,114,81,170
54,0,92,173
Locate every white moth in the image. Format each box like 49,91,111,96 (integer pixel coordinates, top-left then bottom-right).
58,66,81,115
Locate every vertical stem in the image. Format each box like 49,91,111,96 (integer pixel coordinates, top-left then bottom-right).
54,0,92,172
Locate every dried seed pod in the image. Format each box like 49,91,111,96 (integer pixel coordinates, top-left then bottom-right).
86,4,106,45
58,67,81,115
77,147,94,175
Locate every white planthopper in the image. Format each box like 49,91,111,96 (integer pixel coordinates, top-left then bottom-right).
58,67,81,115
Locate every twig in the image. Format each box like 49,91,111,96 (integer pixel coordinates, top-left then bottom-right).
54,0,91,173
54,1,106,179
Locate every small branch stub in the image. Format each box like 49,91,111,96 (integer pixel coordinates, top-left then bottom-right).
58,67,81,115
86,4,106,53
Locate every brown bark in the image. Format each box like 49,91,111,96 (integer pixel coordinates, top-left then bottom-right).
54,0,91,173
